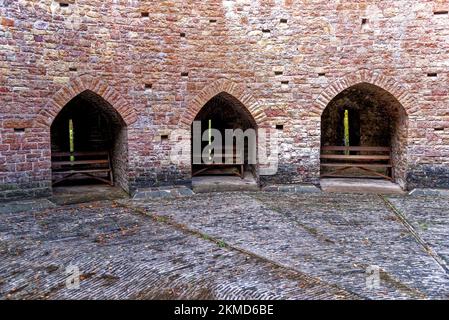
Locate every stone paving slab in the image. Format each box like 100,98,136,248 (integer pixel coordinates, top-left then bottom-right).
0,199,56,215
387,195,449,268
132,186,194,200
408,189,449,197
0,202,356,300
128,192,449,300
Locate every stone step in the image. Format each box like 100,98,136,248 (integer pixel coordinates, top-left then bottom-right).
192,173,259,193
320,178,405,195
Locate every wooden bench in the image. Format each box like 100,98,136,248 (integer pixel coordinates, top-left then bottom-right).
192,146,245,179
320,146,393,180
51,151,114,186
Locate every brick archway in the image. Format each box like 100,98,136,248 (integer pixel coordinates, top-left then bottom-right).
35,75,137,128
316,70,413,188
180,78,267,129
312,70,418,116
35,75,136,193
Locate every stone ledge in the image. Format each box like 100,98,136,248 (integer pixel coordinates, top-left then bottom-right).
132,186,195,200
0,186,52,202
408,188,449,197
262,184,322,193
0,199,56,215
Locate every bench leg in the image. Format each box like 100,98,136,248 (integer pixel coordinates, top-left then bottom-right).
52,173,76,186
84,173,116,185
192,166,212,177
320,166,351,178
109,170,114,186
358,166,393,181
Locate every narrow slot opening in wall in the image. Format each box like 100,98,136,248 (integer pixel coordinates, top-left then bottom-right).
141,12,149,18
281,81,289,85
276,124,284,131
180,32,186,37
68,119,75,161
274,71,283,76
318,73,326,77
209,19,217,23
427,73,438,77
59,2,69,7
262,29,271,33
280,19,288,23
361,18,369,25
14,128,25,133
434,10,448,15
161,134,169,141
181,72,189,77
69,67,77,72
434,127,444,131
343,110,350,153
145,83,152,90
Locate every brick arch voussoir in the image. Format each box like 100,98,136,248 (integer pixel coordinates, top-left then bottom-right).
314,70,418,117
180,79,267,129
35,76,137,128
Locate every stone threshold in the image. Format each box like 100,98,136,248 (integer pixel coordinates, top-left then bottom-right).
262,184,322,193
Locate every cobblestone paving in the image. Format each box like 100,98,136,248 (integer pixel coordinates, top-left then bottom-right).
387,195,449,269
129,192,449,300
0,202,356,300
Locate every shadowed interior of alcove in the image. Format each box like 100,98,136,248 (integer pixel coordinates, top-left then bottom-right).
191,92,258,183
50,90,129,192
321,83,408,186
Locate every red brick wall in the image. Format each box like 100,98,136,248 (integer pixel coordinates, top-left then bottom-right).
1,0,448,199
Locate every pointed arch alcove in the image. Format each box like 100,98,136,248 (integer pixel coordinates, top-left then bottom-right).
36,76,137,193
319,81,409,187
185,79,266,187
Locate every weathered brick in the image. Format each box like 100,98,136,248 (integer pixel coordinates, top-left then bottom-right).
1,17,14,27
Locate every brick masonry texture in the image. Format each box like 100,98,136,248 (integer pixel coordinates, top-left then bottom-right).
1,0,449,199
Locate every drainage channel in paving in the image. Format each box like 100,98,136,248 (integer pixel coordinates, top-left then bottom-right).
386,195,449,271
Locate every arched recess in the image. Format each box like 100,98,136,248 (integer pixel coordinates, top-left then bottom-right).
35,76,137,192
180,78,268,129
313,70,418,116
319,81,409,188
180,79,267,183
314,71,417,188
35,75,137,128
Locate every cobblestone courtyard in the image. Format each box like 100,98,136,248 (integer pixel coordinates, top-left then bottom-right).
0,192,448,300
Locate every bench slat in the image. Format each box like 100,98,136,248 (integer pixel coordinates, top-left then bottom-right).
320,146,393,180
52,151,109,157
321,146,390,152
197,163,244,165
320,155,391,160
53,169,112,174
52,159,110,166
321,163,392,168
51,150,113,187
